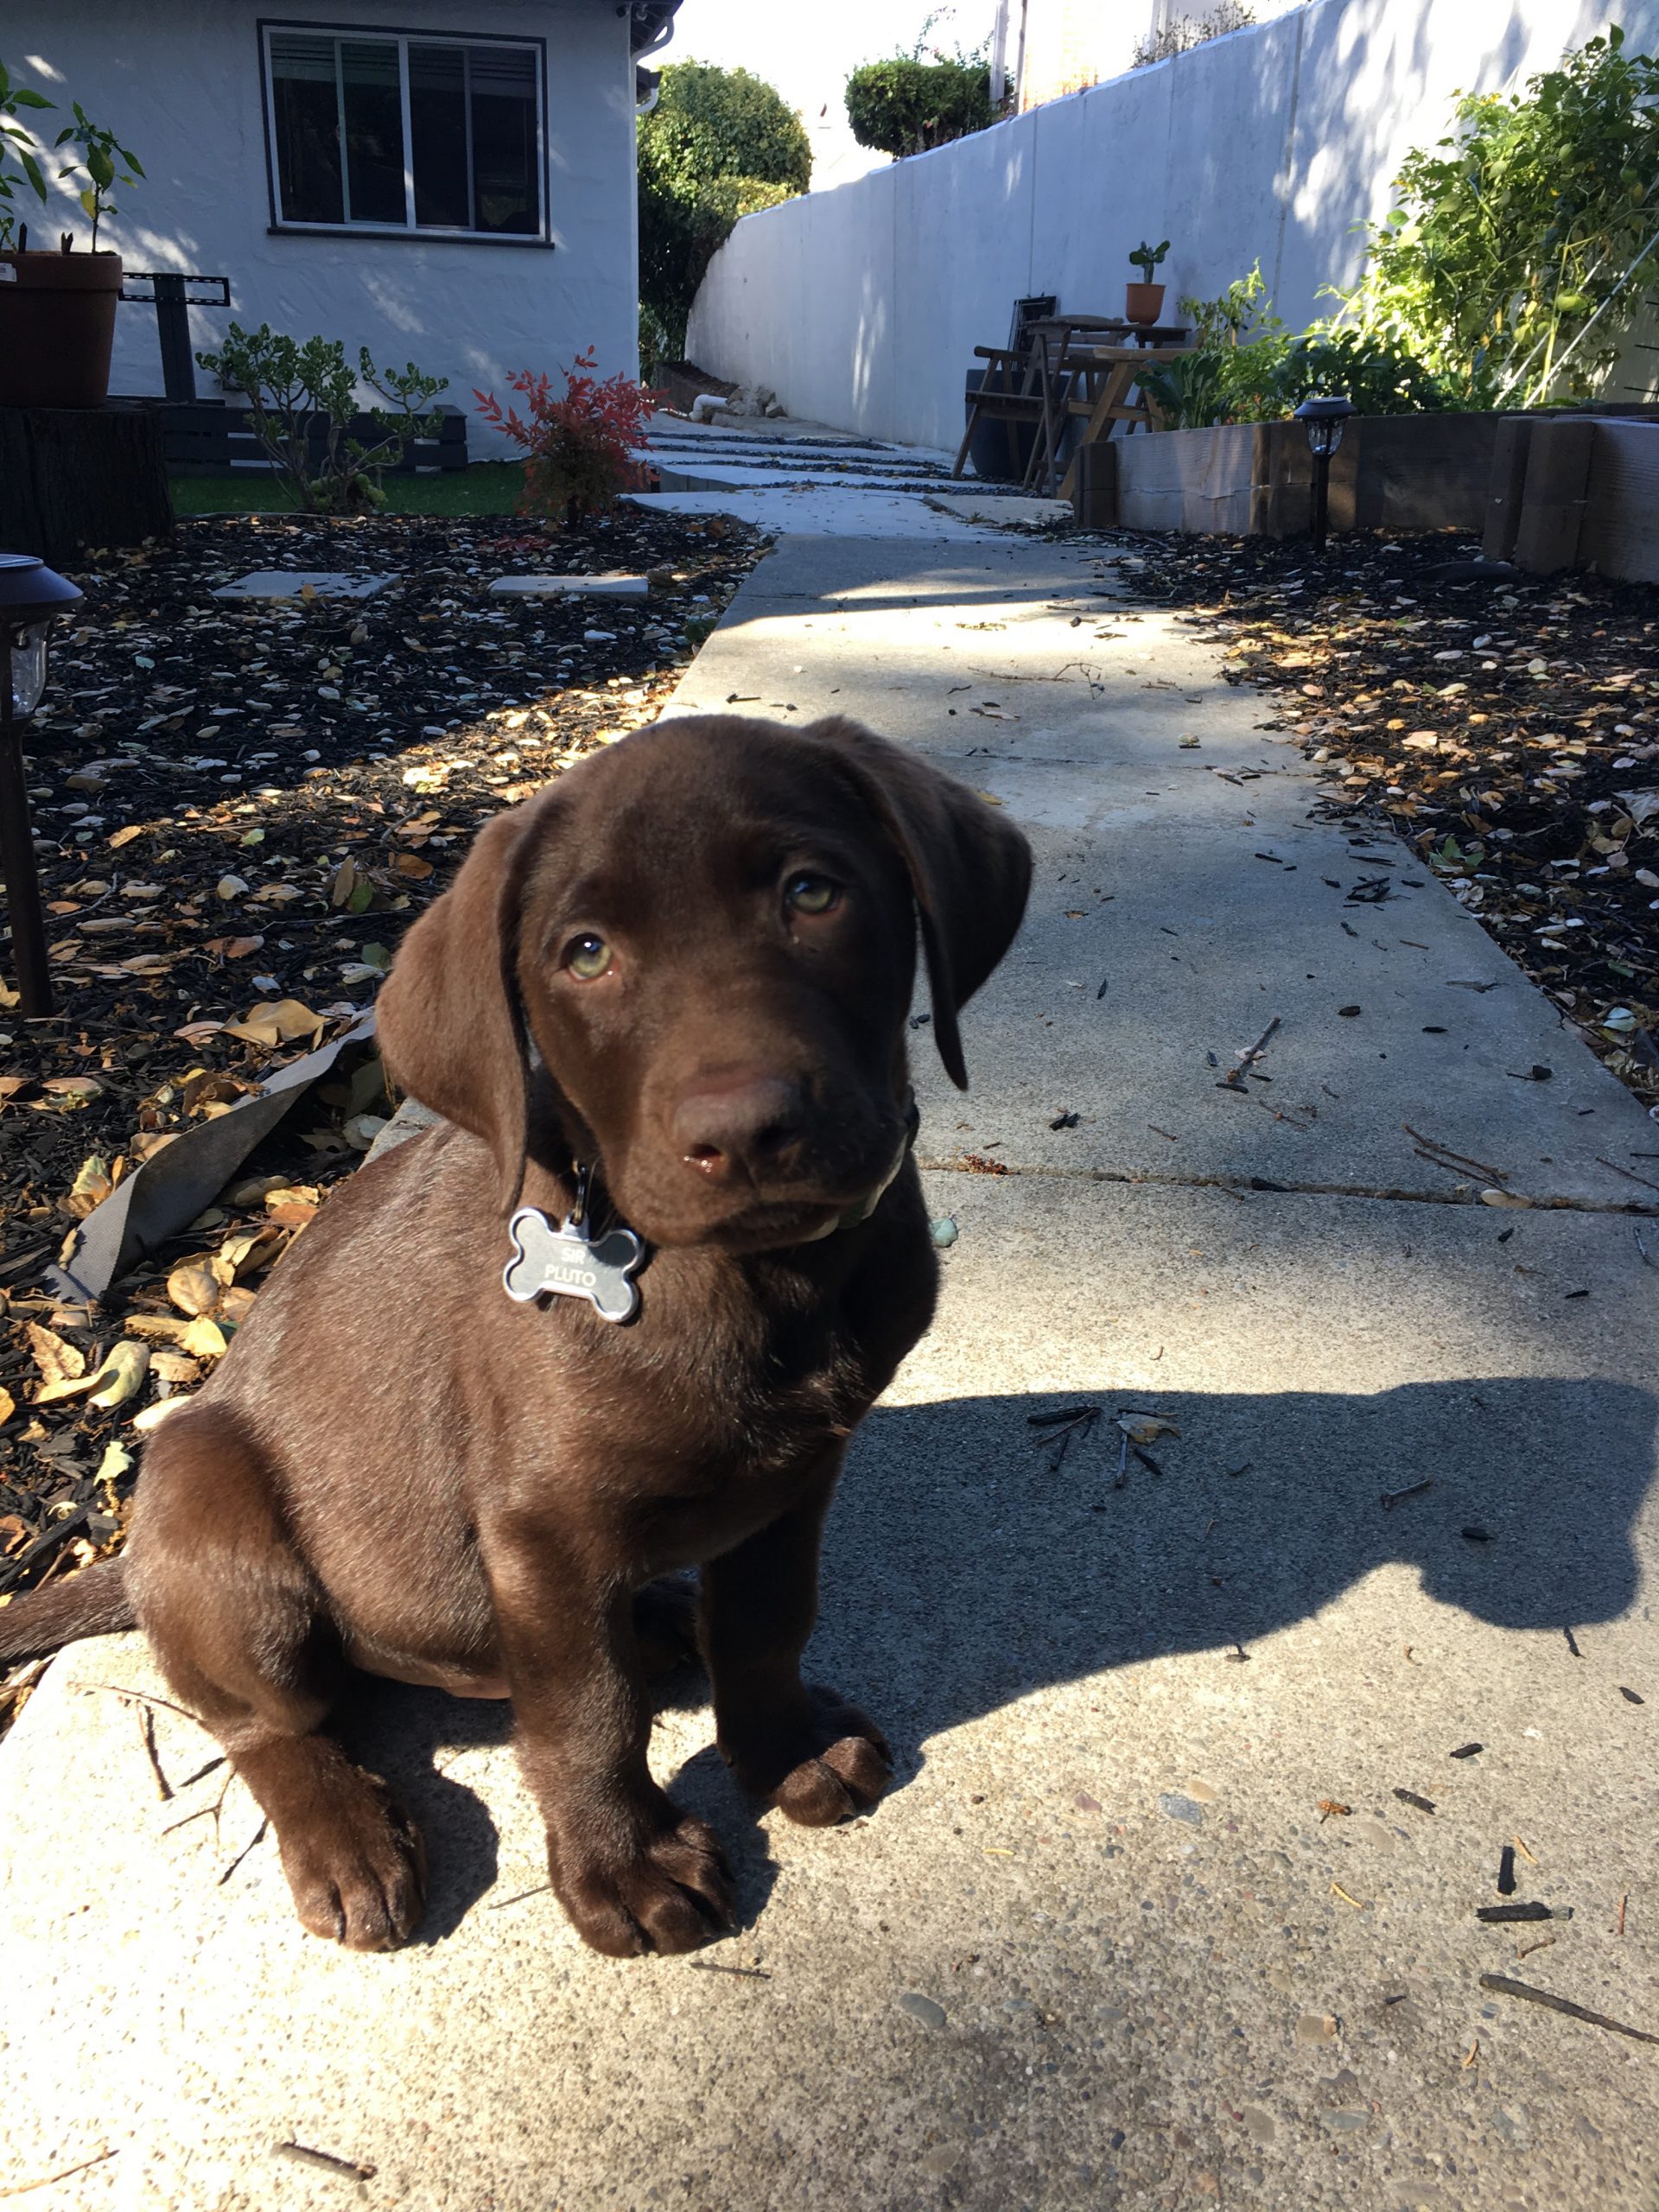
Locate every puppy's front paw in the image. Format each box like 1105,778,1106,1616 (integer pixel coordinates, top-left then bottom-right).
723,1684,892,1827
276,1768,427,1952
547,1801,734,1957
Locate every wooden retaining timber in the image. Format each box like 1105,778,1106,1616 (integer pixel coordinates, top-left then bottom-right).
1485,415,1659,583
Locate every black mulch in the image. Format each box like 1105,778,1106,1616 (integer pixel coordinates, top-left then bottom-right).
1,504,763,1682
1103,528,1659,1118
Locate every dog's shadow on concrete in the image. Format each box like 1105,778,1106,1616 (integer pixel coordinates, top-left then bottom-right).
330,1374,1655,1944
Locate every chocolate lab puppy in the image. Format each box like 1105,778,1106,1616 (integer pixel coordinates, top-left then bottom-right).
1,715,1030,1956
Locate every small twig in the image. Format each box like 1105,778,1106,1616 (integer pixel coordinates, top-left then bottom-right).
487,1883,553,1911
1402,1124,1510,1184
217,1815,269,1885
1479,1974,1659,2045
83,1683,204,1726
1617,1892,1629,1937
1597,1155,1659,1195
0,2150,118,2199
275,2141,377,2182
1635,1228,1656,1270
1219,1015,1281,1091
1111,1430,1130,1490
1381,1478,1433,1510
139,1704,173,1802
686,1958,772,1980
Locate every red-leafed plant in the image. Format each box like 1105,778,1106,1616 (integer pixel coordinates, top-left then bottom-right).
474,351,658,525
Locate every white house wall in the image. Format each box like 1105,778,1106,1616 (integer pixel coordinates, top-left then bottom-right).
689,0,1659,450
12,0,637,457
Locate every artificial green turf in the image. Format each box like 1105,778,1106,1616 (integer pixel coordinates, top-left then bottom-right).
167,463,527,518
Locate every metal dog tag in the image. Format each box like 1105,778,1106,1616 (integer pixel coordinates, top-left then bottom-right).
503,1205,644,1324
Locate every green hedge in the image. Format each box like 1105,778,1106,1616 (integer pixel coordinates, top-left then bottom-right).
844,58,993,159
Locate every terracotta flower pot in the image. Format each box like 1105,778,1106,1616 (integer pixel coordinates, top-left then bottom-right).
1124,281,1166,327
0,251,124,410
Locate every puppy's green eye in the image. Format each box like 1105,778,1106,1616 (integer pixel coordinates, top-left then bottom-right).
785,873,840,915
565,933,613,980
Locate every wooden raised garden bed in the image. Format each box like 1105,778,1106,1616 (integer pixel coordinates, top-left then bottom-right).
1108,413,1504,538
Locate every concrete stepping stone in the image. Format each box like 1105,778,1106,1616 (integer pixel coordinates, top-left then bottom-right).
487,574,649,598
211,570,394,601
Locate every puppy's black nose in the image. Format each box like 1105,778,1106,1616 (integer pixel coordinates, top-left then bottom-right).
673,1075,804,1184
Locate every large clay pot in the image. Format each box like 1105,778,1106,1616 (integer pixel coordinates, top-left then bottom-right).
0,252,124,409
1124,281,1166,327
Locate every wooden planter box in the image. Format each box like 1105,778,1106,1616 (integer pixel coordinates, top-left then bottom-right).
1109,414,1504,537
124,397,469,478
0,400,173,565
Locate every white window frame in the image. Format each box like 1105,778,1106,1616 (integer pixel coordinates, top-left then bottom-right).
258,19,550,245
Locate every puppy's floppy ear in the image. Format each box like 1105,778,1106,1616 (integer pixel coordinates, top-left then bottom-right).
802,715,1032,1088
376,785,560,1205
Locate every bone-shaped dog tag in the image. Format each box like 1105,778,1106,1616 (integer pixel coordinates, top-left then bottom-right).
503,1206,644,1324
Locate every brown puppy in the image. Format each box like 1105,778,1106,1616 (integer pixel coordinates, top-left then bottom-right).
0,714,1030,1956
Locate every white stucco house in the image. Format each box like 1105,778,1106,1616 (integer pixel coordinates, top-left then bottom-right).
11,0,679,454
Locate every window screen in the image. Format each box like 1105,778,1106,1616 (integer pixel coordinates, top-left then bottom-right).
266,27,543,236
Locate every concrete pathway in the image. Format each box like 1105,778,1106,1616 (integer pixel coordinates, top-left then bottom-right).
3,534,1658,2212
635,413,1069,538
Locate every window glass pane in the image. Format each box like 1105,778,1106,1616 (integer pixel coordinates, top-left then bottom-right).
340,39,405,226
409,43,470,228
270,31,343,226
468,46,537,234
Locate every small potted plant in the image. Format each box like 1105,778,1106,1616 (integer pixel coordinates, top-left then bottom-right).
0,67,143,410
1126,239,1170,327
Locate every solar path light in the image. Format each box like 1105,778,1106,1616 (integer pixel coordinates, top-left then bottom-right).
1293,394,1356,556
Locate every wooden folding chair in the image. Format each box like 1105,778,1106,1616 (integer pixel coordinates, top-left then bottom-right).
952,346,1047,480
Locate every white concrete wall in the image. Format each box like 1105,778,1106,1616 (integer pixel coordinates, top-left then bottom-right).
10,0,638,458
688,0,1659,450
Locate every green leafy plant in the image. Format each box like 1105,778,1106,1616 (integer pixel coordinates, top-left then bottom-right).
844,56,993,159
51,99,143,252
194,324,448,514
0,59,53,251
1337,29,1659,406
1129,239,1170,280
1141,267,1451,428
474,353,657,526
638,61,810,362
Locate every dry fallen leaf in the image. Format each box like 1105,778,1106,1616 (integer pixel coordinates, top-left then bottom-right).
86,1341,149,1410
167,1261,221,1319
180,1315,230,1359
131,1397,188,1433
215,1287,257,1328
149,1351,201,1385
26,1321,85,1389
63,1153,114,1218
1115,1415,1181,1446
221,997,324,1050
0,1386,14,1426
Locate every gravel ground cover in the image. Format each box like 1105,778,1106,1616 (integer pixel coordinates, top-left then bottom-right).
1105,529,1659,1127
0,505,762,1678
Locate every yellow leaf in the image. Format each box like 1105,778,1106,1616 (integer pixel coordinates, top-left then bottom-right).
108,825,147,850
180,1316,229,1360
87,1341,149,1409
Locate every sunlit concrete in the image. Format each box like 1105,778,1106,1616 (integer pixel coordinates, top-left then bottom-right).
4,527,1658,2211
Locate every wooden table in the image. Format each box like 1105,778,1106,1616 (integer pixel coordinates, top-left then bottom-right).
952,316,1188,494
